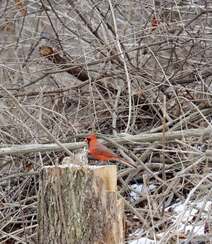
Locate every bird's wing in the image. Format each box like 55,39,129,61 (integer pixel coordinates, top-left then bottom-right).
95,142,119,158
94,141,137,167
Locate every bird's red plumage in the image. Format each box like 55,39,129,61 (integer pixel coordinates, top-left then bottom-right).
85,134,136,168
86,134,120,161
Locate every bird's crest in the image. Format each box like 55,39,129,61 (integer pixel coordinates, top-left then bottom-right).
85,134,97,144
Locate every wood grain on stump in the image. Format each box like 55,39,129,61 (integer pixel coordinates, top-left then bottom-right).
37,165,124,244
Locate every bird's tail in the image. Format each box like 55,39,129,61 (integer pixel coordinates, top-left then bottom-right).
118,158,137,168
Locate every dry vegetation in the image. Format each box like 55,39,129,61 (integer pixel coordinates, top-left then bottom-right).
0,0,212,243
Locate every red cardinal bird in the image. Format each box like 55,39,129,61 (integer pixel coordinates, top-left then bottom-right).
85,134,136,168
151,15,159,31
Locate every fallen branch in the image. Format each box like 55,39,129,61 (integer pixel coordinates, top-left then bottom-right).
0,127,210,156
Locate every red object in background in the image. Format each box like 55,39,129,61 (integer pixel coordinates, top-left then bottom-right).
151,15,159,31
85,134,136,168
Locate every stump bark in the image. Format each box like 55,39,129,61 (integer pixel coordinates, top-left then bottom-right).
37,165,124,244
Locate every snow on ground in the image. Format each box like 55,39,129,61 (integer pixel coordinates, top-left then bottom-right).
129,183,156,202
128,196,212,243
129,237,156,244
167,199,212,236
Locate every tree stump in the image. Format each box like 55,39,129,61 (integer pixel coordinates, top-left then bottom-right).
37,164,124,244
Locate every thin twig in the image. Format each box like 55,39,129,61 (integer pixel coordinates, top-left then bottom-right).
0,85,75,159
